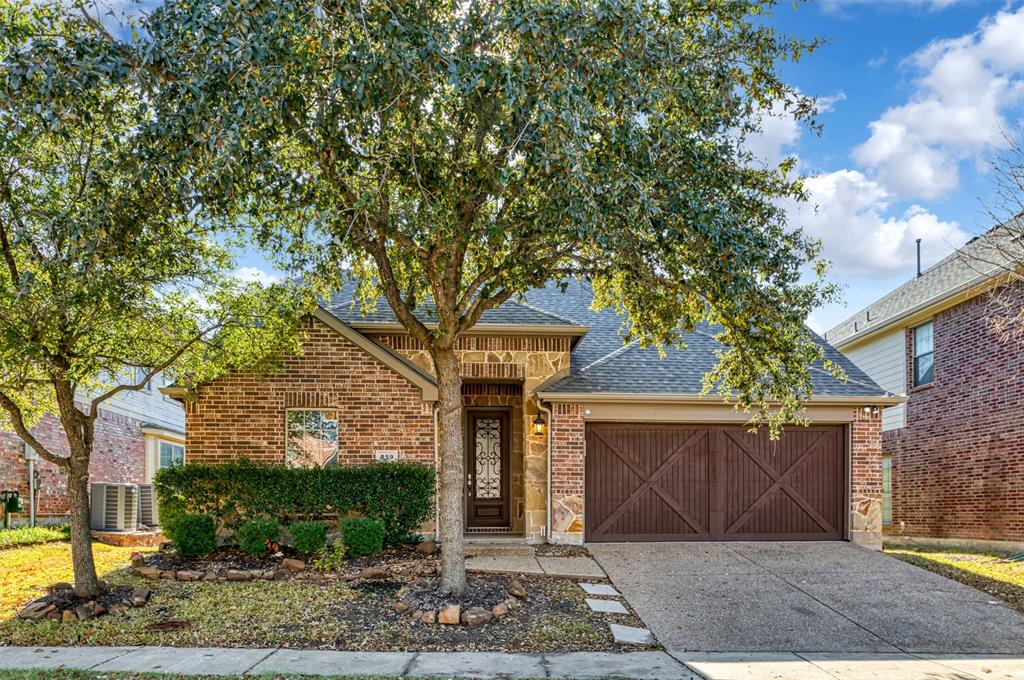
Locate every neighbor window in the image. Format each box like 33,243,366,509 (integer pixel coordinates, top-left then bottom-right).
912,321,934,387
881,455,892,525
286,410,339,468
158,440,185,469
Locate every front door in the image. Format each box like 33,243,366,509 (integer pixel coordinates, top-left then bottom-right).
466,410,511,529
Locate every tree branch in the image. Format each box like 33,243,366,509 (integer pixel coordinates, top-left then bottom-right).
0,391,68,469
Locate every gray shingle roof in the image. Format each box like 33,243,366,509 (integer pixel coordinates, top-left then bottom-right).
319,277,891,399
826,223,1023,347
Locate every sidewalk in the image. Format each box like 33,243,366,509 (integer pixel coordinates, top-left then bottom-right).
0,646,696,679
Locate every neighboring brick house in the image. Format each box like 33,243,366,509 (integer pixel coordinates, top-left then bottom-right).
168,280,897,548
0,373,185,524
826,225,1024,549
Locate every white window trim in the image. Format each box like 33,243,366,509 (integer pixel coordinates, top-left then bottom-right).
143,430,186,482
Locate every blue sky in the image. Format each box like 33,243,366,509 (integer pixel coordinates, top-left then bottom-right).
222,1,1024,333
758,0,1024,332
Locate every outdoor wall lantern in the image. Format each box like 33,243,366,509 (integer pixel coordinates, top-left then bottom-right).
532,413,547,437
862,406,880,416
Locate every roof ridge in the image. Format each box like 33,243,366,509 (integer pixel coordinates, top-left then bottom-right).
507,298,583,326
578,340,639,373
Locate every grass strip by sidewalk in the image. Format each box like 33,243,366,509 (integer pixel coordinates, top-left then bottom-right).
885,545,1024,613
0,525,70,550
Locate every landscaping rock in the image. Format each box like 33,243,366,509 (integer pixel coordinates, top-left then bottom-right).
264,569,291,581
394,602,410,615
202,571,219,581
61,609,77,623
421,609,437,624
134,567,161,580
45,582,73,595
74,601,104,621
160,570,177,580
226,569,253,582
130,552,147,569
108,602,131,615
461,607,493,627
438,604,461,625
415,540,438,554
176,570,204,582
282,558,306,572
358,566,389,580
503,597,520,610
508,580,527,598
19,601,56,621
129,588,151,607
492,602,510,619
46,610,62,622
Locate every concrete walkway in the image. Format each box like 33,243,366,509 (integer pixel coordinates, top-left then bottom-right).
0,646,694,679
466,554,606,578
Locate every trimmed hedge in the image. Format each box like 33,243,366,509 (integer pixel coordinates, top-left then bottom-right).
154,459,434,546
341,517,385,557
289,521,328,556
171,514,217,557
237,518,280,556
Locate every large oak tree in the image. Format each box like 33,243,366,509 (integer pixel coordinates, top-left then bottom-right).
0,0,302,597
141,0,838,595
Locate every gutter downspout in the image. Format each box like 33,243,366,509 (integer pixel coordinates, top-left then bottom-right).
433,404,440,543
540,402,553,543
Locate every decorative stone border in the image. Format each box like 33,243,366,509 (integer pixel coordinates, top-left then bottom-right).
393,579,528,627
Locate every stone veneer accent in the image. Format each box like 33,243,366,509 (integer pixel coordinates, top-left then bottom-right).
548,403,586,544
850,407,884,550
371,334,571,540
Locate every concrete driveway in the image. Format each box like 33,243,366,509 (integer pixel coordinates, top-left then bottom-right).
590,541,1024,654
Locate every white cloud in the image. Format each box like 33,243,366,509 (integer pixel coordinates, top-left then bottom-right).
788,169,968,277
743,92,845,168
234,267,282,286
853,6,1024,199
867,50,889,69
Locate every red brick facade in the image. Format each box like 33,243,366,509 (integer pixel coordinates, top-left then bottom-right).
886,283,1024,543
850,407,884,549
184,316,435,467
0,408,145,520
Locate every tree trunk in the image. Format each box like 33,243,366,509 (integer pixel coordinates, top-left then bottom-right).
67,453,101,598
433,347,466,596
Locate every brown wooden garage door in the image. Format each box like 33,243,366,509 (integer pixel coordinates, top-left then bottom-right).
585,423,846,542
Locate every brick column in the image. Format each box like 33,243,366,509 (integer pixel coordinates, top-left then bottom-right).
850,406,883,550
548,403,585,544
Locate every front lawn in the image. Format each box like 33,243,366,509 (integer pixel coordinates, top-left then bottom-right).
0,541,154,616
886,545,1024,613
0,543,645,652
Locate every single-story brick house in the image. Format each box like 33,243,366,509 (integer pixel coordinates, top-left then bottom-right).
165,280,898,549
826,225,1024,550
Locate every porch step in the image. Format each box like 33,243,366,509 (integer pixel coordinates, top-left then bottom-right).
464,537,537,557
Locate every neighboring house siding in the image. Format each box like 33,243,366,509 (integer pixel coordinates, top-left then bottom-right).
183,315,435,467
886,282,1024,543
845,328,906,431
103,378,185,433
0,408,146,520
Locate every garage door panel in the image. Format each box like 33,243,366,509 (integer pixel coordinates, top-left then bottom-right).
586,423,845,542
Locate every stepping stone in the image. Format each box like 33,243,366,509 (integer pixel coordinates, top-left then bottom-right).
586,597,629,614
579,582,619,596
610,623,656,646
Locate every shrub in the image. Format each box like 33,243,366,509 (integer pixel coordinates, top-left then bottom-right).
340,517,384,557
154,460,434,545
312,541,346,572
289,520,327,556
0,525,69,550
172,514,217,557
236,518,281,556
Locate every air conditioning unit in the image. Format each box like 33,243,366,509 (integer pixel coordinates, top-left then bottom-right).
90,483,138,532
137,484,159,527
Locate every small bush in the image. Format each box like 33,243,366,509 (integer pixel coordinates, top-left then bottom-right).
312,542,346,572
0,525,69,550
172,514,217,557
236,518,281,556
289,520,328,556
340,517,384,557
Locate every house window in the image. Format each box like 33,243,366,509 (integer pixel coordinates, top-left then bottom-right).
286,410,339,468
158,440,185,469
881,455,892,525
912,321,934,387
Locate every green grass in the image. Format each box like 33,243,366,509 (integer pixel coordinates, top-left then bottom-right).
886,545,1024,613
0,540,155,616
0,525,69,550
